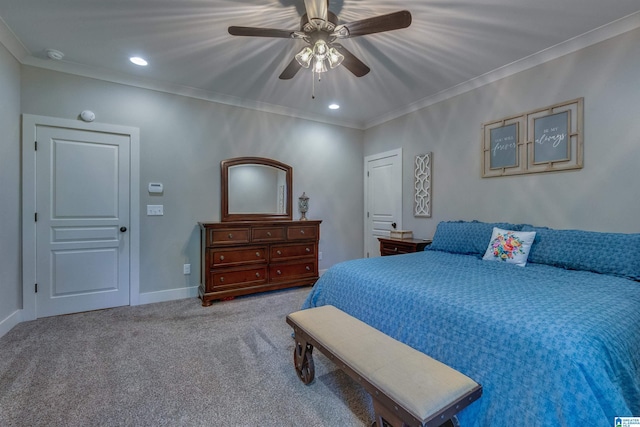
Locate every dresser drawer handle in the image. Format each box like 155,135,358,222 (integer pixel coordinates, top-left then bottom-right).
256,252,261,257
255,272,261,278
276,270,282,275
219,277,224,282
267,231,272,237
220,255,225,261
228,233,233,239
276,250,282,255
393,247,398,252
305,247,310,252
306,266,311,271
300,229,305,235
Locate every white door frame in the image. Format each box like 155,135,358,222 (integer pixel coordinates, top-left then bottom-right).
21,114,140,321
363,148,402,257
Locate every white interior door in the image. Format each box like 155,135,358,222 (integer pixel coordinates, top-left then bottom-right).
364,148,402,257
34,125,130,318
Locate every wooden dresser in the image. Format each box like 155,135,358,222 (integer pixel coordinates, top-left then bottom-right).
378,237,431,256
198,220,321,306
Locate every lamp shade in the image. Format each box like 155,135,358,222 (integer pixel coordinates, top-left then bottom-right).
313,57,327,73
295,47,313,68
312,40,328,59
327,47,344,69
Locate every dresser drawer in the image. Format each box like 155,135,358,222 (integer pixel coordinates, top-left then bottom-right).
208,267,267,292
252,226,285,242
287,225,318,240
271,243,316,261
208,228,250,245
270,261,317,282
207,247,267,268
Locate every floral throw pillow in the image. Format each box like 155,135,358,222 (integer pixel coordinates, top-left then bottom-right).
482,227,536,267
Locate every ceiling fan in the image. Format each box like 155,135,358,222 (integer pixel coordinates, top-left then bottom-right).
228,0,412,80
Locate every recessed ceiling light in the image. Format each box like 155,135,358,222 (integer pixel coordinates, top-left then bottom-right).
129,57,148,66
328,103,340,110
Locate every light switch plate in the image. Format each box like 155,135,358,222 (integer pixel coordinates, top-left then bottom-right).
147,205,164,216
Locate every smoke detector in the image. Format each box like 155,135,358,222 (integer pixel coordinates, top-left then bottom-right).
46,49,64,60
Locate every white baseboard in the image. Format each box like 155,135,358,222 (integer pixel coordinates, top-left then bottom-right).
319,268,327,277
136,285,200,305
0,309,22,339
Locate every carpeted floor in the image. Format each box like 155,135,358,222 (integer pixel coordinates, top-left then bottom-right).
0,287,373,426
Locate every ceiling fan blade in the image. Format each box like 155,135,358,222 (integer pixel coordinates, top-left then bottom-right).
279,58,302,80
303,0,328,25
338,10,411,38
228,26,294,38
334,45,370,77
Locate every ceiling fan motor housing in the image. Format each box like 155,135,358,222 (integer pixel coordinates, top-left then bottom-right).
301,11,339,33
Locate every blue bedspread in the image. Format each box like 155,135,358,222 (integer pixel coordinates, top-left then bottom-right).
302,250,640,426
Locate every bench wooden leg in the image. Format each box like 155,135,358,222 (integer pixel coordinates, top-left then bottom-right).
293,337,315,384
371,397,458,427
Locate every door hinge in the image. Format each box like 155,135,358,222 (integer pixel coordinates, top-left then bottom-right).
35,141,37,151
367,212,369,218
35,283,38,293
367,171,369,177
35,212,38,222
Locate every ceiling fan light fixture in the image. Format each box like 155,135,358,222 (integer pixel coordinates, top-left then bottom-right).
327,47,344,69
295,47,313,68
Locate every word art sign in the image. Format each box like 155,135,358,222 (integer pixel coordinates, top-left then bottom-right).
533,111,569,164
490,123,518,169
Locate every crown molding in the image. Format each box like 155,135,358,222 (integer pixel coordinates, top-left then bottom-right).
363,10,640,130
0,16,363,130
3,10,639,131
0,14,29,61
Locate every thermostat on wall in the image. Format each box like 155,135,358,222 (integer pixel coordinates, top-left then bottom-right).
148,182,163,194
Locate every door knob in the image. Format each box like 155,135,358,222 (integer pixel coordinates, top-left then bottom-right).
120,226,127,232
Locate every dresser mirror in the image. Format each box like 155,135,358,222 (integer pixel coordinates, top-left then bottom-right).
221,157,292,221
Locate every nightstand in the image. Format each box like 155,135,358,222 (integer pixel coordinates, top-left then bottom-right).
378,237,432,256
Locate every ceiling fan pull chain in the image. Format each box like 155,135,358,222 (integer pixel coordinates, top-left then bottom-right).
311,69,315,99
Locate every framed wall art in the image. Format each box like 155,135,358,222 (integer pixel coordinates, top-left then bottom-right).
482,97,583,177
526,98,583,173
482,116,526,177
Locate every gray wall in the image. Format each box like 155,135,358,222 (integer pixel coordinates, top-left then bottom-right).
0,43,21,326
364,27,640,238
19,67,364,296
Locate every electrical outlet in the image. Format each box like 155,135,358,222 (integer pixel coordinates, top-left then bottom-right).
183,264,191,275
147,205,164,216
319,251,323,260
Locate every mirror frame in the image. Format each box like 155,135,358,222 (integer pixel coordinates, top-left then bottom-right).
221,157,293,222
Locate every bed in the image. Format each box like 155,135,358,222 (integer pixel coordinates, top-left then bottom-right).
302,221,640,427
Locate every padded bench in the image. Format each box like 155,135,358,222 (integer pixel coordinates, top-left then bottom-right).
286,305,482,427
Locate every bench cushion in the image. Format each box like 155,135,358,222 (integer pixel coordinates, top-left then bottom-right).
288,305,480,422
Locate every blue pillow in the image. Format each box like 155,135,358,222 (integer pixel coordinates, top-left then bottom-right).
522,225,640,280
428,220,523,257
